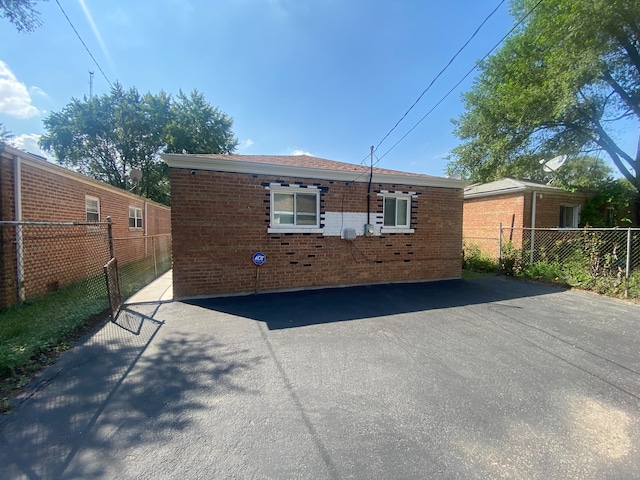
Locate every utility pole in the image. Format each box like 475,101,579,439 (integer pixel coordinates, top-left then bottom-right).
89,71,94,99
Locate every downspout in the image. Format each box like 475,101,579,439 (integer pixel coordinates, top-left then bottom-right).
14,154,25,302
144,200,148,258
367,146,373,227
530,190,537,264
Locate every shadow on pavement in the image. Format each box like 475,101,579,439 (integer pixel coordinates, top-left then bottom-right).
185,276,564,330
0,302,258,480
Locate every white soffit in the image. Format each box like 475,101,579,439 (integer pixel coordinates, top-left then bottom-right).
162,154,466,189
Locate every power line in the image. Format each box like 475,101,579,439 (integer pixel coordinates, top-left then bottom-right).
55,0,113,89
372,0,506,156
372,0,545,167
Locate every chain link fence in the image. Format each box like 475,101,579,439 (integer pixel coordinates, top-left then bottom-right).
500,227,640,298
0,222,111,311
463,226,640,298
0,221,172,314
113,234,172,300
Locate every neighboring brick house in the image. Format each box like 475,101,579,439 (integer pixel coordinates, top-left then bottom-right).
463,178,588,256
163,153,465,298
0,143,171,307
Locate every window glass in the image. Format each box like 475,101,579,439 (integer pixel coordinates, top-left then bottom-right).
86,197,99,222
271,189,319,228
274,193,295,225
384,198,396,226
560,205,577,228
397,198,408,226
129,207,143,228
384,196,410,227
296,194,317,225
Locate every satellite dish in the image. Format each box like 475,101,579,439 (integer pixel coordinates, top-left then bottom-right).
130,168,143,184
540,155,568,173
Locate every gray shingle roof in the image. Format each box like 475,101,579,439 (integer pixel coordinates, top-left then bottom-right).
464,178,566,198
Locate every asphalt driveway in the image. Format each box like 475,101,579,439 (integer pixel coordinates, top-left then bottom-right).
1,276,639,479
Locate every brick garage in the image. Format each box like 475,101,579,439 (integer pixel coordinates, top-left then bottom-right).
0,143,171,307
463,178,587,256
164,153,465,298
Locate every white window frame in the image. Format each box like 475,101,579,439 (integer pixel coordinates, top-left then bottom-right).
559,204,580,228
381,194,414,234
86,196,100,223
267,185,322,233
129,206,143,229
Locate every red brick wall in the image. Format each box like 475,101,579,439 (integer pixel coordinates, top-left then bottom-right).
463,190,588,258
532,192,587,228
463,193,525,257
170,167,463,298
0,147,171,307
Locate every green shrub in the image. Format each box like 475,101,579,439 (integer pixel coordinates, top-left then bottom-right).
520,261,563,280
500,241,522,276
463,243,497,273
627,270,640,298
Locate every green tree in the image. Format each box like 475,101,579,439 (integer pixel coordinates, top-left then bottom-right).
551,156,614,191
0,0,46,32
165,89,238,154
39,84,238,205
0,123,12,142
447,0,640,223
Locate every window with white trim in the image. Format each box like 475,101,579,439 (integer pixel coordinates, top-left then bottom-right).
269,186,320,232
129,206,143,229
86,196,100,223
383,195,410,228
559,205,579,228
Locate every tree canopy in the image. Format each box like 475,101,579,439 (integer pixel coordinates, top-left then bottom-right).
447,0,640,221
40,84,238,205
0,123,12,142
0,0,46,32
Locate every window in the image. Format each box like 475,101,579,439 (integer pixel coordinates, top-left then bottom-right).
269,186,320,232
129,206,143,229
559,205,579,228
86,196,100,222
383,195,410,228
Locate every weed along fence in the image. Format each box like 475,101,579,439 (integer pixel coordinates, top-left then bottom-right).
499,227,640,298
0,220,172,314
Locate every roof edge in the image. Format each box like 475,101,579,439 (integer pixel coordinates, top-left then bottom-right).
464,186,528,199
162,154,466,189
1,143,170,209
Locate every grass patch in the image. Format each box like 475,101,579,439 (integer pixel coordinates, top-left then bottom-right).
462,270,495,279
0,255,172,413
0,278,110,412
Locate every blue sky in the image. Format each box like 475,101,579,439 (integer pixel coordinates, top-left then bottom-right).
2,0,518,176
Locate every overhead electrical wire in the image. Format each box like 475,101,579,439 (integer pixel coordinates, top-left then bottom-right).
55,0,113,89
367,0,545,170
372,0,506,156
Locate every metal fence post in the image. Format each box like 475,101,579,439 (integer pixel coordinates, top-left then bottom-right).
530,227,535,265
15,222,25,303
626,227,632,298
106,216,114,259
153,235,158,278
498,223,503,273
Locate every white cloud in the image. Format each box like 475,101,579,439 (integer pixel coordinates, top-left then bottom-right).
8,133,52,160
238,138,254,151
291,149,312,156
29,86,48,98
0,60,42,119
